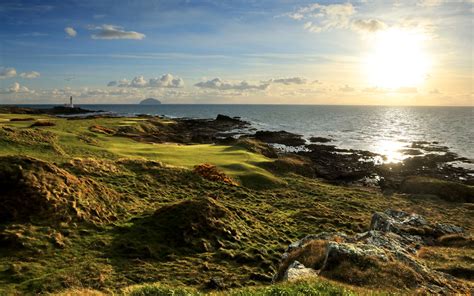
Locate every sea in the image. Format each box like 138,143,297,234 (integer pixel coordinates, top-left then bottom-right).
20,104,474,164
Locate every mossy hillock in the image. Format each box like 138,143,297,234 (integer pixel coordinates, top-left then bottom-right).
114,197,256,259
0,155,121,224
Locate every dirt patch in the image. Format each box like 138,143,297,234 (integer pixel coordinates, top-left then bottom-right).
89,125,116,135
9,118,35,122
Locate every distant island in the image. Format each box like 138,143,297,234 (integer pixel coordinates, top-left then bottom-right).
139,98,162,105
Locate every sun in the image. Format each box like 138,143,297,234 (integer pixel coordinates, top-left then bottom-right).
365,28,431,89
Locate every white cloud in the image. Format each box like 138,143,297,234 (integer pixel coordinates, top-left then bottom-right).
19,71,40,79
288,3,356,32
65,27,77,37
0,67,17,79
287,3,391,34
352,19,387,33
340,84,355,92
417,0,443,7
194,78,269,91
90,24,145,40
108,74,184,88
0,82,33,94
269,77,308,85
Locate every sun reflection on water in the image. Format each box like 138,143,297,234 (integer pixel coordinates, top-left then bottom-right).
373,139,406,164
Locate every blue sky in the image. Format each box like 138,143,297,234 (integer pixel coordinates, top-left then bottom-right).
0,0,472,105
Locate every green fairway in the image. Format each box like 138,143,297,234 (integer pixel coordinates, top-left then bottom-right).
0,114,281,188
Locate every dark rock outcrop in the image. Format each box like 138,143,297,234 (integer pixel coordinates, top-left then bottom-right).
309,136,333,143
254,130,306,146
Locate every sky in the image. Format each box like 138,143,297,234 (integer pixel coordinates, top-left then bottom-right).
0,0,472,105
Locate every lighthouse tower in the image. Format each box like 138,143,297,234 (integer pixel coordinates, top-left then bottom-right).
68,96,74,108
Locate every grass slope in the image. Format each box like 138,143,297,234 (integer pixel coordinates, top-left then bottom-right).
0,114,472,295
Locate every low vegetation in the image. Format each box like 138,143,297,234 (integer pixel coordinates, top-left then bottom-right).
0,114,472,295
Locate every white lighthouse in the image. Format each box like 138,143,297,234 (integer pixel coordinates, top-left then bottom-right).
66,96,74,108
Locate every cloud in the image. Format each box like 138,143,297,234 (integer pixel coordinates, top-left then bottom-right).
288,3,356,32
194,78,269,91
352,19,387,33
0,82,32,94
108,74,184,88
269,77,308,85
0,67,17,79
90,24,145,40
287,3,390,34
64,27,77,37
339,85,355,92
417,0,443,7
19,71,40,79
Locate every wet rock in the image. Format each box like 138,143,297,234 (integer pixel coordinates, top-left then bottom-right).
299,145,378,182
309,136,333,143
215,114,242,123
400,148,423,156
254,130,306,146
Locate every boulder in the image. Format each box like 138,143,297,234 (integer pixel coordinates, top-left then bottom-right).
274,209,470,294
282,261,318,281
370,209,464,243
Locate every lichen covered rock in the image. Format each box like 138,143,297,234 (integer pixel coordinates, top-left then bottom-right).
275,209,471,294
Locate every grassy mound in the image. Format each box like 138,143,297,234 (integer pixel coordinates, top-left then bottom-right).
0,125,65,156
114,197,249,257
235,138,278,158
0,156,120,224
400,176,474,203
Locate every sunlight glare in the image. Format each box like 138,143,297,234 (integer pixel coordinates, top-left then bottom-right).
365,28,431,89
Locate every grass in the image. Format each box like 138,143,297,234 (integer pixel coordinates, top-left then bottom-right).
0,114,472,295
0,114,279,188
